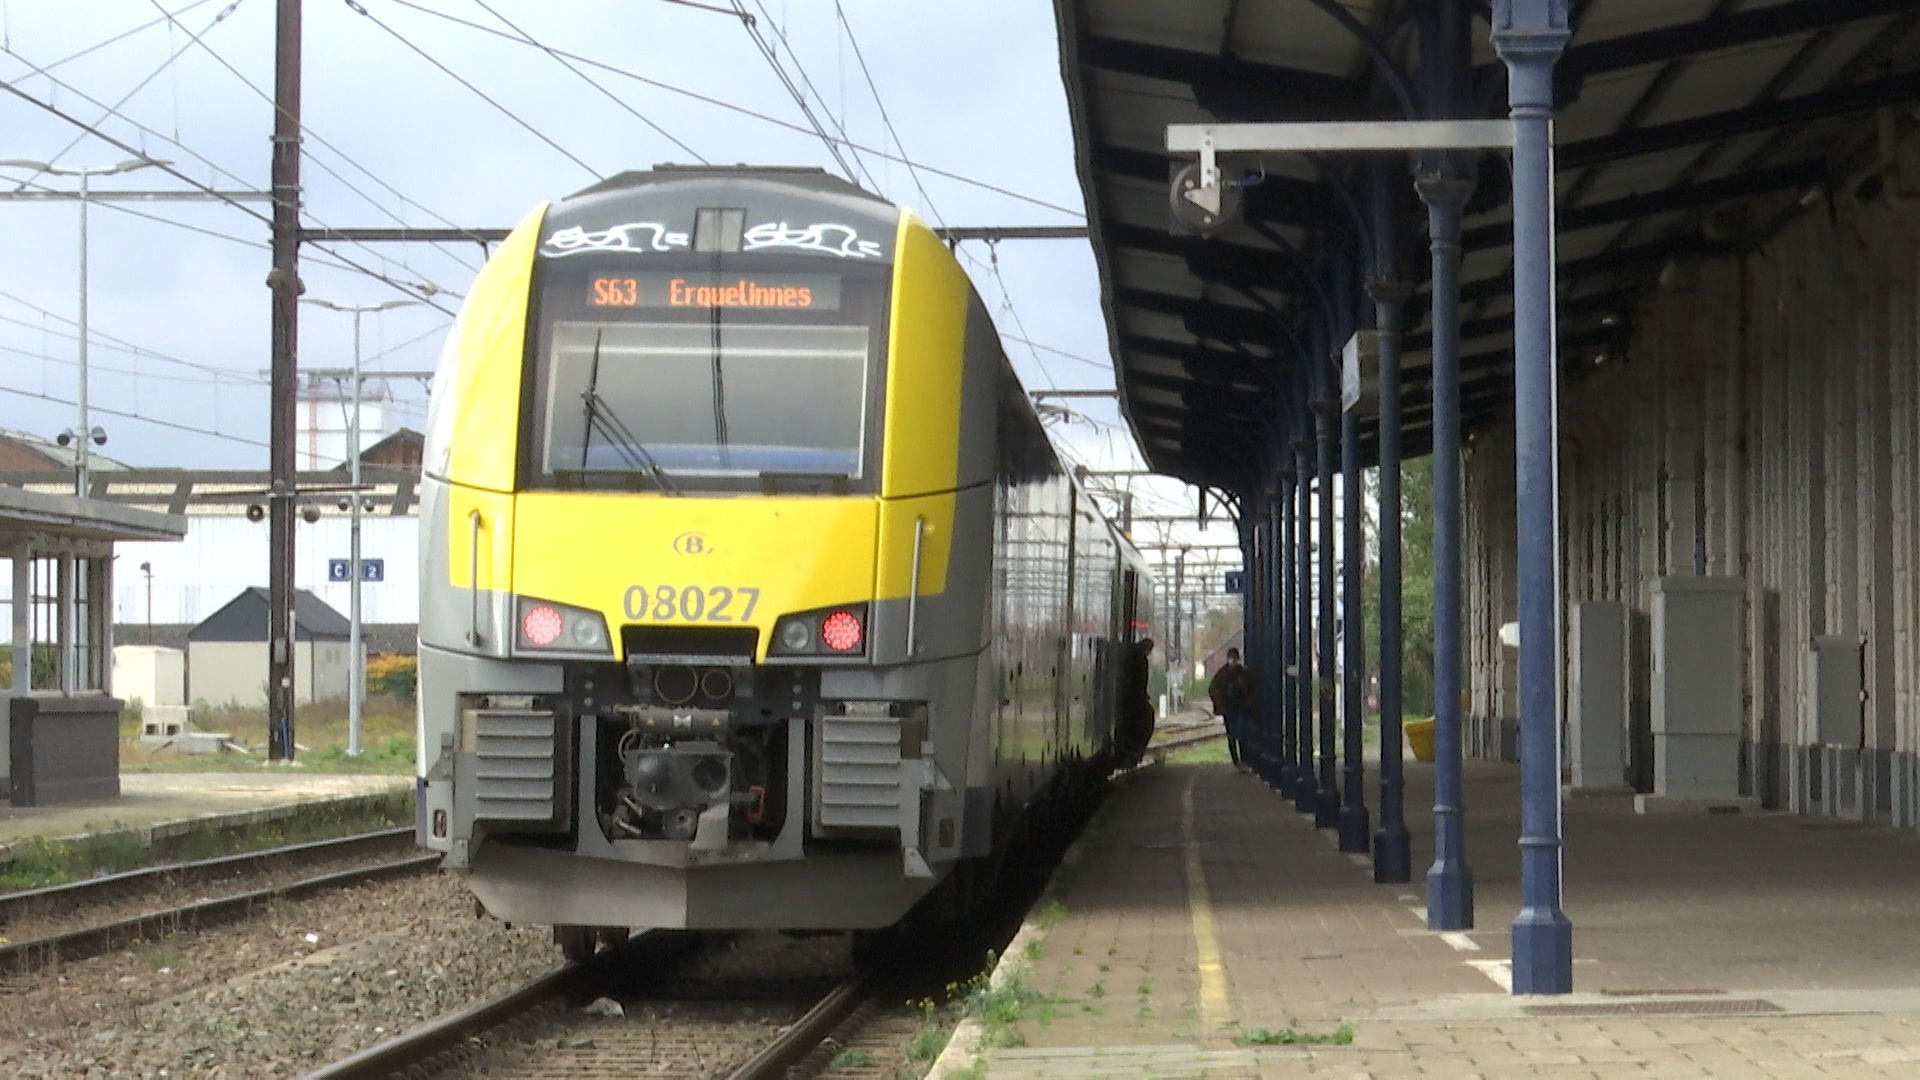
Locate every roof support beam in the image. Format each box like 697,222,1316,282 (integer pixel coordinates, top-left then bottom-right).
1077,34,1366,119
1457,235,1732,303
1560,68,1920,169
1558,0,1920,83
1113,286,1280,344
1458,159,1827,250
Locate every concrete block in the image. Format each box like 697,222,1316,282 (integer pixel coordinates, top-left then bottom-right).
140,704,193,738
1569,601,1629,791
10,695,120,807
1653,733,1741,799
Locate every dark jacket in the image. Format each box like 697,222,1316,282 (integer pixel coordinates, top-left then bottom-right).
1208,660,1254,712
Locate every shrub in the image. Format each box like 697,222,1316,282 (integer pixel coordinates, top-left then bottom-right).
366,654,418,701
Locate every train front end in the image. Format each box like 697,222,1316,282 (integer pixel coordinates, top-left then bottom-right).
416,168,997,934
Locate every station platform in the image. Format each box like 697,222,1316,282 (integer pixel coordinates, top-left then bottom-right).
938,756,1920,1077
0,772,411,856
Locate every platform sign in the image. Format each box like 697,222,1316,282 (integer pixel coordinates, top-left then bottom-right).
329,558,385,582
1223,571,1245,595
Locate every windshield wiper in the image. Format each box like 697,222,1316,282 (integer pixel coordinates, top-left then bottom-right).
579,330,679,495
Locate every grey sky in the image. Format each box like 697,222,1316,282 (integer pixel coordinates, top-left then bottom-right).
0,0,1243,560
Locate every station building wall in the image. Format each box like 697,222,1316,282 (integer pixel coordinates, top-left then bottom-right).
1462,172,1920,825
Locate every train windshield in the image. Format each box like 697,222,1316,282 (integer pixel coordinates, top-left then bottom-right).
528,263,890,493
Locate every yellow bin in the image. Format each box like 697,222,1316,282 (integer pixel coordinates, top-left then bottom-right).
1403,718,1436,762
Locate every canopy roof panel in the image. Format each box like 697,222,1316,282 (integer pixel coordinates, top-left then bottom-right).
1056,0,1920,492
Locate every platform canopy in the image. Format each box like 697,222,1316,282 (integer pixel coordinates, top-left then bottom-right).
1053,0,1920,492
0,485,187,544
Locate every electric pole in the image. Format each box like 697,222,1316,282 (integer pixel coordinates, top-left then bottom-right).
267,0,303,761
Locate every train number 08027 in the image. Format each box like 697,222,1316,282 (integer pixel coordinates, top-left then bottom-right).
622,584,761,623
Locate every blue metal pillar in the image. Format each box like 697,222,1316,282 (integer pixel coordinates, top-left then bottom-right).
1418,162,1475,930
1338,397,1371,852
1493,0,1573,995
1265,487,1288,789
1278,475,1297,792
1370,160,1413,882
1314,365,1341,829
1244,499,1259,776
1292,442,1318,814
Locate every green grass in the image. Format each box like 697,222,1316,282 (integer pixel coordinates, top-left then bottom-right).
120,696,417,774
1236,1023,1356,1046
829,1048,875,1068
1034,900,1068,930
0,790,414,891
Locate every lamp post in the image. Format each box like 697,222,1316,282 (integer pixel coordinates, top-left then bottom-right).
301,297,420,756
0,158,170,497
140,561,153,639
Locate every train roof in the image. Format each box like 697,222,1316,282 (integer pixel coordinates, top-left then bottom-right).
561,166,891,206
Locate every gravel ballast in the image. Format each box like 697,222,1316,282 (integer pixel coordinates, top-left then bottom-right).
0,871,556,1078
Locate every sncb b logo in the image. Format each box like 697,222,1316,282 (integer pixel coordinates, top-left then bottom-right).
673,532,709,556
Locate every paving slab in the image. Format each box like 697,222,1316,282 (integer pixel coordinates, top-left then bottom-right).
936,757,1920,1077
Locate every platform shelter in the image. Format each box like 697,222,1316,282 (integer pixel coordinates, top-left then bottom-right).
0,485,186,805
1056,0,1920,994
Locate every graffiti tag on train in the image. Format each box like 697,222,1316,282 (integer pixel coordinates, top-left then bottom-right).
742,221,885,259
543,222,691,257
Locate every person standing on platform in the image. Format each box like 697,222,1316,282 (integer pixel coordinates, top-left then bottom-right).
1207,647,1255,769
1118,638,1156,767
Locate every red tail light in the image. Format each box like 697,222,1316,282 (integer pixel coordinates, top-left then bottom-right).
521,605,565,647
820,609,863,652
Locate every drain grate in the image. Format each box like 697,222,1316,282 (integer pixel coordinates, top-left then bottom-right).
1526,998,1781,1017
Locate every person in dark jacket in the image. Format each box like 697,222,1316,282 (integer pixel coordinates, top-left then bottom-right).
1208,647,1255,768
1118,638,1156,767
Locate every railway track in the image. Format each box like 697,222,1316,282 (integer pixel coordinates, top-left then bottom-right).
304,935,868,1080
0,827,438,970
1143,720,1227,761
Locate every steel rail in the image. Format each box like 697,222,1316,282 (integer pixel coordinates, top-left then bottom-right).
0,851,439,970
1141,727,1228,765
0,826,414,922
300,959,591,1080
725,977,869,1080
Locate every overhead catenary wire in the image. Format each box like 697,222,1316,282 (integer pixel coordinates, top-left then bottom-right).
0,167,457,306
9,0,239,195
817,4,1080,397
729,0,864,185
382,0,1084,219
0,381,267,448
748,0,881,190
0,67,458,311
468,0,704,164
145,0,487,272
38,0,221,73
342,0,602,180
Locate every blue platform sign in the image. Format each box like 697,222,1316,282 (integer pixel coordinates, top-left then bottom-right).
1223,570,1245,595
329,558,385,582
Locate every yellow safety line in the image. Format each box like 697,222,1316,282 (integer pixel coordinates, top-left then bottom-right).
1181,773,1233,1036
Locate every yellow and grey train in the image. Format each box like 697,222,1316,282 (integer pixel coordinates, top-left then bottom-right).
416,166,1153,954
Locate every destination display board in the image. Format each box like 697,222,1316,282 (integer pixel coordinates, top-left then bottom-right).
580,272,843,312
